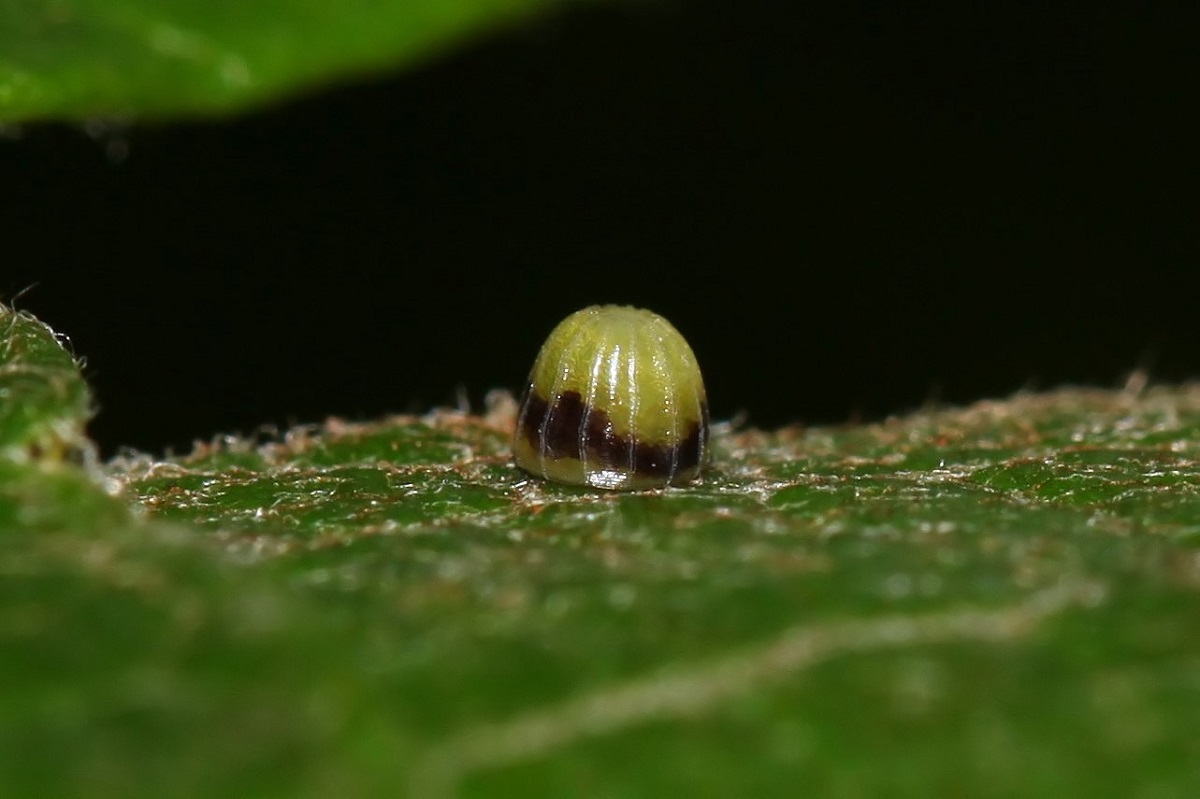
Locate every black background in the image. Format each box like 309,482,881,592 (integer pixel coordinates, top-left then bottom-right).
3,1,1195,458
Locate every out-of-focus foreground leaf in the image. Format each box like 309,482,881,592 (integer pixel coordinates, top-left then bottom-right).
0,303,90,459
0,0,557,121
3,301,1200,796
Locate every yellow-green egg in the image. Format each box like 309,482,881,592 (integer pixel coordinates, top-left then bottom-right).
513,305,709,490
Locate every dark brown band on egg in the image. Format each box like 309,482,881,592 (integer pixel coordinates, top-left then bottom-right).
517,387,708,480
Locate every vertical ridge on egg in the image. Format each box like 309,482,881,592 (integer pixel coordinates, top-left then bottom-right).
513,305,709,490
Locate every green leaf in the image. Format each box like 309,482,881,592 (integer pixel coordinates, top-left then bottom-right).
0,303,91,461
0,0,556,121
4,302,1200,796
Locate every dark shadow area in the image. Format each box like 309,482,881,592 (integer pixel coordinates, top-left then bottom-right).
3,0,1195,457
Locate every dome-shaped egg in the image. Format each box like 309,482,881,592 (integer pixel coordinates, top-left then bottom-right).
513,305,709,490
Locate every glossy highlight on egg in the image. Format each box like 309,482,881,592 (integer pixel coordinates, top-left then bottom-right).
513,305,709,490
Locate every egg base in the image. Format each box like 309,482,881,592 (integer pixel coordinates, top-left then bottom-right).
513,435,702,491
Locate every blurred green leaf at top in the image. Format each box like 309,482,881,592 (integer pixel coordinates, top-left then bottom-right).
0,0,561,121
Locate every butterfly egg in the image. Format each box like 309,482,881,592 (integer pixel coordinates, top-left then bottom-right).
513,305,709,490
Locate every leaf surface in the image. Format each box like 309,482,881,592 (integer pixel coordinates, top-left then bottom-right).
3,302,1199,796
0,303,91,459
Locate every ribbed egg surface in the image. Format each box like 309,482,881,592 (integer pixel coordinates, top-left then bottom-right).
513,305,709,490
